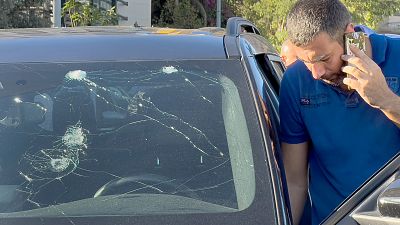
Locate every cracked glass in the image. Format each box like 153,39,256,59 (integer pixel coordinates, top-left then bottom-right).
0,60,256,217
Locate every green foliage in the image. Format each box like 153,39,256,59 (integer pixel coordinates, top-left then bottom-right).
0,0,14,28
233,0,400,49
151,0,164,25
233,0,296,48
158,0,204,29
62,0,118,27
342,0,400,29
0,0,52,29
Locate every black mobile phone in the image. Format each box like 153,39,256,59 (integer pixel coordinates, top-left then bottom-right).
344,32,367,89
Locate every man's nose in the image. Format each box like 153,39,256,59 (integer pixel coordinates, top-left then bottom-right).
310,63,326,79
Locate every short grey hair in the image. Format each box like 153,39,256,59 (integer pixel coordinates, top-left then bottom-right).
286,0,352,46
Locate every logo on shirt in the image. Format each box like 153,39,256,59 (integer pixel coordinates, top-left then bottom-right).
386,77,399,93
300,94,329,107
300,98,310,105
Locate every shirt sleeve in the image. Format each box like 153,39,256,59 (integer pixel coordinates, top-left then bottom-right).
279,70,309,144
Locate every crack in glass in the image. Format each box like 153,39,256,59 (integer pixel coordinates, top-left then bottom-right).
5,65,235,212
17,122,87,207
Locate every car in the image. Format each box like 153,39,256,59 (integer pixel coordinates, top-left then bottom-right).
0,17,399,225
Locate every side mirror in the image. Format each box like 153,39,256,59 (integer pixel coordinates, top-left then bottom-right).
378,178,400,218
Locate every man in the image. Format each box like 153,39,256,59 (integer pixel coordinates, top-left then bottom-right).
280,39,298,67
279,0,400,225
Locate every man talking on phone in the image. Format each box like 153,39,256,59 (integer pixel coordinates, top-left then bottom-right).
279,0,400,224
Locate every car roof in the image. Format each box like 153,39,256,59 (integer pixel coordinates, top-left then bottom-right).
0,26,229,63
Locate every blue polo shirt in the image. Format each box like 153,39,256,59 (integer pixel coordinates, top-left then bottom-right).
279,33,400,225
354,24,376,36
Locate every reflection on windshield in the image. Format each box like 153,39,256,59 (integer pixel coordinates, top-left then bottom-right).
0,61,255,217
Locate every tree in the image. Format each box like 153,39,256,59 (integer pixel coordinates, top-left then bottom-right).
62,0,118,27
152,0,234,28
0,0,14,28
157,0,204,29
0,0,52,29
231,0,296,48
232,0,400,49
343,0,400,29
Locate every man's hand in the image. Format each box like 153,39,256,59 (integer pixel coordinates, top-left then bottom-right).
341,45,400,127
341,44,395,109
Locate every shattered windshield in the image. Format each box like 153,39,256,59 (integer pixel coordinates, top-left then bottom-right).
0,60,256,217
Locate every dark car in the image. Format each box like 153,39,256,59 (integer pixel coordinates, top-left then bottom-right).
0,18,399,225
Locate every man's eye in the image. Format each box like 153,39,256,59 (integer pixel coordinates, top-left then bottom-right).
321,58,330,62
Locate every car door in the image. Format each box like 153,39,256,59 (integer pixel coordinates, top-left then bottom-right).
238,32,292,225
322,152,400,225
261,49,400,225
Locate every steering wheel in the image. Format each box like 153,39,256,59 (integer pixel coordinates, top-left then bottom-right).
94,173,200,199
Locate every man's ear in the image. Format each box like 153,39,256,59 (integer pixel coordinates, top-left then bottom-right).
345,23,355,33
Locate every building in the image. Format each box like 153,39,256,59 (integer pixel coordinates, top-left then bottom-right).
378,14,400,34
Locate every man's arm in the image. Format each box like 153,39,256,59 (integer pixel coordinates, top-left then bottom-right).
378,91,400,127
342,45,400,127
282,142,309,225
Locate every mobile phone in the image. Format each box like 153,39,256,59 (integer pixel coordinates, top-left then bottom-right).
344,32,367,89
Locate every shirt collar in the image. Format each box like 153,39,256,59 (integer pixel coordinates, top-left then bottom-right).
354,25,375,36
369,33,388,66
354,25,387,65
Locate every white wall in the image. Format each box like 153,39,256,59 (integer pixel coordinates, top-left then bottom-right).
378,16,400,34
117,0,151,27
